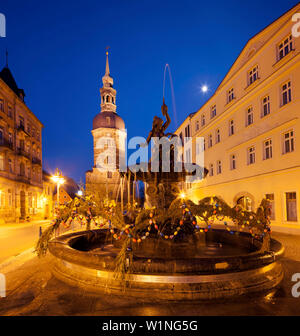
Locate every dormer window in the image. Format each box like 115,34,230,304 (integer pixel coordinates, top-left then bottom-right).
106,116,111,125
278,34,293,61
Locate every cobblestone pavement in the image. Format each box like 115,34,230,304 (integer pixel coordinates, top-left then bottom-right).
0,232,300,316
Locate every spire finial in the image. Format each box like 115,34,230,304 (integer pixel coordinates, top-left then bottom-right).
105,46,110,75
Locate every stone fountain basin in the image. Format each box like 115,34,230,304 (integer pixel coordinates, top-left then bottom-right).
48,229,284,300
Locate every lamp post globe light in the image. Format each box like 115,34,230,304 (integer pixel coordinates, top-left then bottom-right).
51,168,65,207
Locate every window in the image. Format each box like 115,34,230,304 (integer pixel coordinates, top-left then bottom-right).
211,105,216,119
28,192,32,208
281,81,291,106
8,159,13,173
0,99,3,112
263,139,273,160
265,194,275,220
286,192,297,222
0,153,4,170
203,139,206,151
246,106,253,126
195,120,199,131
0,191,5,207
208,134,213,148
7,189,12,207
209,163,214,176
102,96,105,104
185,125,190,138
106,96,110,103
278,34,293,61
0,128,3,143
201,114,205,127
185,148,191,163
8,132,12,145
229,120,234,136
106,116,110,125
262,96,270,117
230,155,236,170
7,105,12,118
248,146,255,165
20,162,25,176
217,160,222,174
112,97,115,104
283,130,294,154
216,129,220,143
248,65,259,85
227,88,234,103
107,171,112,178
19,116,24,128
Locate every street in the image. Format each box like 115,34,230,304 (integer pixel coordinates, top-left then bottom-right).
0,220,50,264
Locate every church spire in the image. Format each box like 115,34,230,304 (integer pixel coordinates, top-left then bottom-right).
105,51,110,76
100,50,117,113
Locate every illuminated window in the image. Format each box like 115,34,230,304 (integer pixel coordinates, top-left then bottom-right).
278,34,293,61
286,192,297,222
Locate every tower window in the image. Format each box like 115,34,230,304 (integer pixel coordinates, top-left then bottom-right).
112,97,115,104
106,95,110,103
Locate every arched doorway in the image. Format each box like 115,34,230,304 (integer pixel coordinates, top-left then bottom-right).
20,191,26,219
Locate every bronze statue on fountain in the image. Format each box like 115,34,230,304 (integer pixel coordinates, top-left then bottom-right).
127,99,208,209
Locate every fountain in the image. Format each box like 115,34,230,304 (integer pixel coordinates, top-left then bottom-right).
43,98,284,300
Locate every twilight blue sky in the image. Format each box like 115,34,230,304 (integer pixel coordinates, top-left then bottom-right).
0,0,298,182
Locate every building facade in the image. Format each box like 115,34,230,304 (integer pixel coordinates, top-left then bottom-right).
86,52,127,199
0,65,45,224
176,4,300,233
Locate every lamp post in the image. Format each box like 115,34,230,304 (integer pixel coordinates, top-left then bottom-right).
51,168,65,207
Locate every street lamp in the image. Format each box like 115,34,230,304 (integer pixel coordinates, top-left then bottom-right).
51,168,65,207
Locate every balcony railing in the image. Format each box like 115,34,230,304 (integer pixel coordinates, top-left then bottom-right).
0,138,13,150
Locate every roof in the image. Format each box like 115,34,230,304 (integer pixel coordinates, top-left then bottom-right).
0,66,25,99
93,111,125,130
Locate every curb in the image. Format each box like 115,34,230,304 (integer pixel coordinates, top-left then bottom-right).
0,247,36,274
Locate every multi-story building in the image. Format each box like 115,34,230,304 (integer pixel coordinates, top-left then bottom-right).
176,3,300,233
0,64,44,223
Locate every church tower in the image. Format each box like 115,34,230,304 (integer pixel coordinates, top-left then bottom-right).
85,52,126,199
